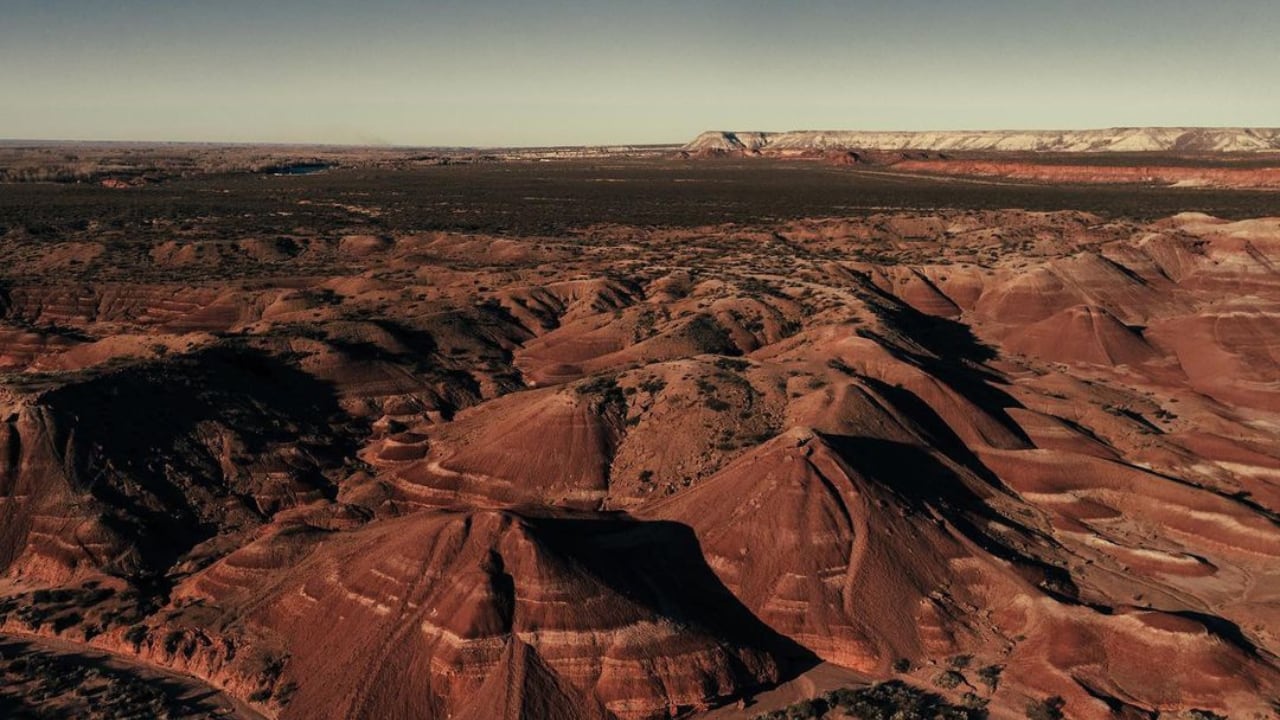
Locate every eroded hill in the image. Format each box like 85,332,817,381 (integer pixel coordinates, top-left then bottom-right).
0,157,1278,720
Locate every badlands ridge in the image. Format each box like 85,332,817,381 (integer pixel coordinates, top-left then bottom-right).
0,148,1277,719
685,128,1280,154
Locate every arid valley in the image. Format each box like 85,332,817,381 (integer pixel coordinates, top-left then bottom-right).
0,132,1279,719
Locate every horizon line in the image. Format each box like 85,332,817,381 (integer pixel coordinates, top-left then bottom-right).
5,126,1280,151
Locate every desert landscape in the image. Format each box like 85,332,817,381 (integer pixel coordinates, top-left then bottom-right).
0,129,1276,719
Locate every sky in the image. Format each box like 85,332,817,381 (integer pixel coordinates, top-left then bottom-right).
2,0,1278,146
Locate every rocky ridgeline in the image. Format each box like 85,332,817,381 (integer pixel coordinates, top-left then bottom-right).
685,127,1280,153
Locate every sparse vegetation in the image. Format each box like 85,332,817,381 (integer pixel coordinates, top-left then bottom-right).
575,375,627,411
0,636,227,718
975,664,1002,692
1025,696,1066,720
124,625,149,650
638,376,667,395
934,670,965,689
753,680,987,720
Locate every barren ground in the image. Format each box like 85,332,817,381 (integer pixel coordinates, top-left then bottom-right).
0,146,1277,719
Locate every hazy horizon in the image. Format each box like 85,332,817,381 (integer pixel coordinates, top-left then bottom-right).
4,0,1279,146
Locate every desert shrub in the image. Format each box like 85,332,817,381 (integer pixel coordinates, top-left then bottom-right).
976,665,1002,691
124,625,149,649
828,680,985,720
51,612,83,633
260,652,289,684
826,358,856,375
934,670,965,689
575,375,626,410
638,376,666,395
705,396,732,412
787,699,822,718
274,680,298,705
714,357,751,372
685,315,739,355
1025,696,1065,720
249,688,273,702
16,604,53,628
751,697,826,720
162,630,184,656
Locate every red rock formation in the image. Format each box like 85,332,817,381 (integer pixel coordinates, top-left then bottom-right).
0,185,1278,719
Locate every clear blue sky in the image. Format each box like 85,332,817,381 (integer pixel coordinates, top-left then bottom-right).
2,0,1277,146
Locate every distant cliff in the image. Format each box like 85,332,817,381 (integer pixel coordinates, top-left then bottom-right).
685,127,1280,153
